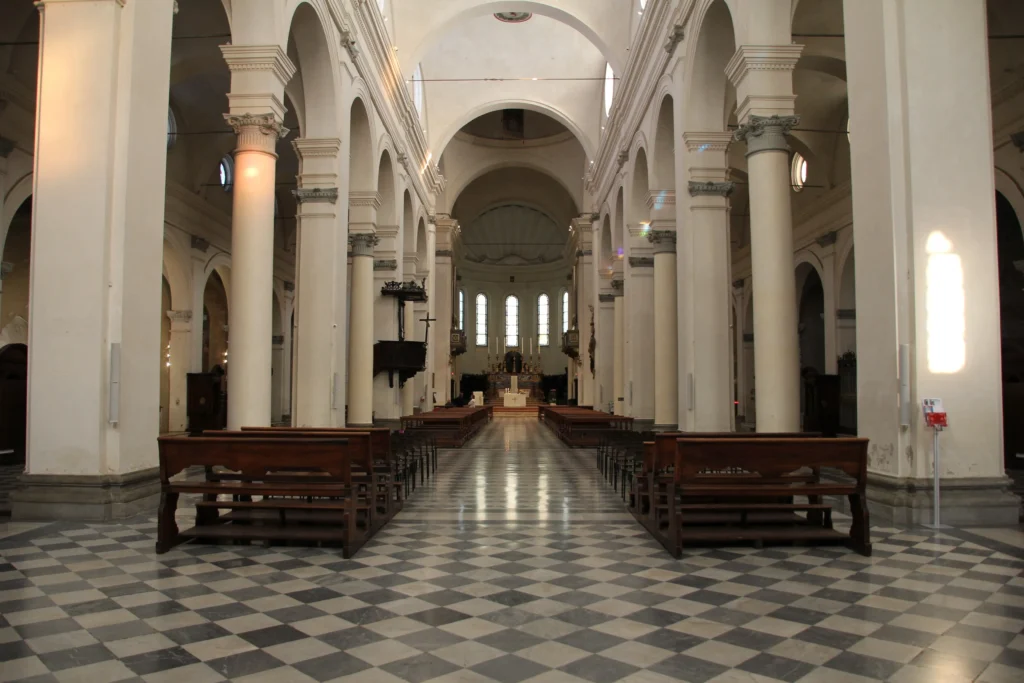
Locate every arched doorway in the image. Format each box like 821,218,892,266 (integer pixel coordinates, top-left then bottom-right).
159,277,172,434
202,270,229,373
0,344,27,457
1,196,32,459
797,264,826,430
837,248,857,434
996,191,1024,471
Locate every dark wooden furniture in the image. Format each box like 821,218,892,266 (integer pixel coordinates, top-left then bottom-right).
156,436,373,558
650,437,871,558
401,406,490,447
539,405,634,447
186,372,225,434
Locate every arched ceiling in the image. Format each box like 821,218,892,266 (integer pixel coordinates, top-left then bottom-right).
452,166,578,269
389,2,635,155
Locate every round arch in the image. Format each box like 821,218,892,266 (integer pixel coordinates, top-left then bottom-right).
199,252,233,315
630,147,651,225
996,167,1024,243
349,97,375,193
794,250,826,298
652,94,675,191
161,239,191,313
377,149,398,226
682,0,737,131
434,100,596,160
407,1,624,84
1,173,32,254
286,1,341,138
446,160,581,209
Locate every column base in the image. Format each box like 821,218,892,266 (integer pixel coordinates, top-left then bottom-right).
830,472,1021,527
631,419,655,432
10,468,161,522
373,418,402,431
653,424,679,433
347,422,374,429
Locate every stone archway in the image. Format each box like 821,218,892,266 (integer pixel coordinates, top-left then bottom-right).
997,191,1024,470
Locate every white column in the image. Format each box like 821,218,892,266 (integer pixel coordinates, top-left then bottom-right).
280,288,294,422
575,225,596,406
292,141,341,426
734,117,801,432
433,216,457,406
625,258,655,421
597,291,615,412
19,0,174,519
401,301,417,416
347,233,378,426
648,231,679,429
223,114,286,429
612,281,625,415
424,224,437,411
166,311,192,433
844,0,1016,524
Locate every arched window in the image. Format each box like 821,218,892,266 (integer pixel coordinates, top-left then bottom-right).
538,294,550,347
458,290,465,331
505,295,519,347
791,153,808,192
219,155,234,192
562,291,570,333
604,63,615,117
475,294,488,346
167,107,177,149
412,64,425,117
639,0,648,9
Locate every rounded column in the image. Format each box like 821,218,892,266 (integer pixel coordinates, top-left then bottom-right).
348,234,379,426
612,280,625,416
648,231,678,430
735,116,801,432
401,302,416,416
225,114,286,429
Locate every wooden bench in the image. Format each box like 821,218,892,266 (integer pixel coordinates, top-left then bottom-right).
239,427,407,517
401,406,489,447
654,437,870,557
539,406,634,447
156,436,373,557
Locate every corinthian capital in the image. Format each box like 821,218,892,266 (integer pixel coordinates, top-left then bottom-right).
734,115,799,157
349,233,380,257
646,230,677,254
688,181,735,198
225,113,289,154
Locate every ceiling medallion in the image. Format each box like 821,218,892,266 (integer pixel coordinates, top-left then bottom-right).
494,12,533,23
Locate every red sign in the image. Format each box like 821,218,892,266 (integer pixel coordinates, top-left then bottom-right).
925,412,948,428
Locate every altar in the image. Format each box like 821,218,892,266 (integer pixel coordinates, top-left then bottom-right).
488,372,542,402
503,392,528,408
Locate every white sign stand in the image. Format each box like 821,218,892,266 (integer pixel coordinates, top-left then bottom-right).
922,398,950,529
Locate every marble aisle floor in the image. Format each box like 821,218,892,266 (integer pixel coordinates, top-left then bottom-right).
0,417,1022,683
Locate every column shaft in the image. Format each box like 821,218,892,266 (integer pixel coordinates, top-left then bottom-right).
225,115,283,429
735,118,801,432
401,302,417,416
612,286,625,416
652,246,678,429
347,235,377,426
19,0,174,519
166,312,192,433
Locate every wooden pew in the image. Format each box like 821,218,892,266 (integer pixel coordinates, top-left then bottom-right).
632,431,822,541
216,429,397,524
400,406,489,447
156,436,372,558
539,405,634,447
238,426,406,516
657,437,871,557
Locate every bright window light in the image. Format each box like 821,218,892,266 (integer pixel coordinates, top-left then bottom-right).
604,63,615,117
926,231,966,374
412,64,424,116
538,294,550,346
219,155,233,191
475,294,488,346
791,153,808,192
562,291,570,333
505,295,520,347
458,290,465,330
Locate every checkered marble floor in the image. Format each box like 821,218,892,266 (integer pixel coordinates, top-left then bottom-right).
2,418,1023,683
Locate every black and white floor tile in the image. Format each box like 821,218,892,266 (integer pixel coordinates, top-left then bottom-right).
1,417,1022,682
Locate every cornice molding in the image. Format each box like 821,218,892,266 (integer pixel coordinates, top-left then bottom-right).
292,137,342,159
598,294,615,303
629,256,655,268
220,45,296,89
349,191,382,210
682,131,733,153
646,230,676,254
664,25,685,54
374,259,398,271
725,44,803,88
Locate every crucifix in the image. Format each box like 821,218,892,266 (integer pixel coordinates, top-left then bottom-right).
419,314,436,344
